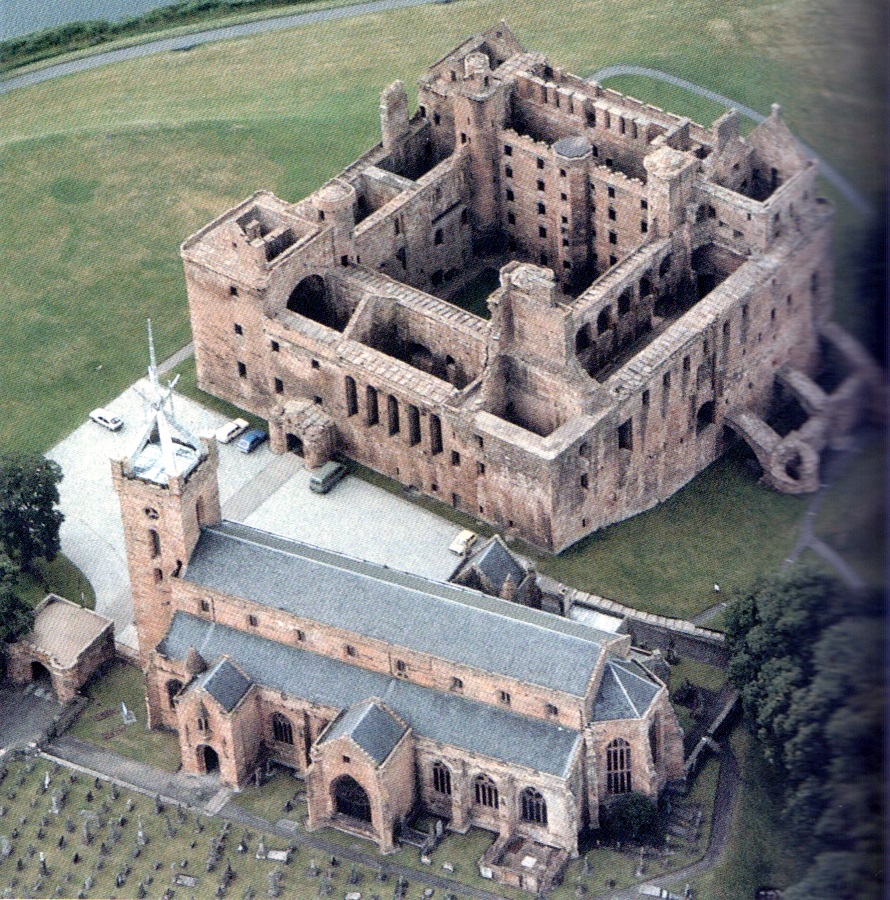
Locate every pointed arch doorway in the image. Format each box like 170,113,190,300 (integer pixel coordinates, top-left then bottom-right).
332,774,371,823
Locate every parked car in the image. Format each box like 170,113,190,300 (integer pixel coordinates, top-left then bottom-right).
236,428,268,454
89,408,123,431
309,461,347,494
215,417,249,443
449,529,478,556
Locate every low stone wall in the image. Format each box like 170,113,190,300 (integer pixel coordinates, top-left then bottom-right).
566,588,729,667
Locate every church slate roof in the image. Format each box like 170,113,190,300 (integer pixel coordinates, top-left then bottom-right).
590,659,661,722
183,521,611,698
319,700,407,765
159,612,582,778
466,536,526,594
192,658,252,712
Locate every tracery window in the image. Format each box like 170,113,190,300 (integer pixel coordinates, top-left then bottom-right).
520,787,547,825
473,774,499,808
606,738,632,794
272,713,294,745
432,762,452,796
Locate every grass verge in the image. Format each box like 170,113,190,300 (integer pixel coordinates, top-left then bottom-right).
14,554,96,610
685,728,804,898
67,661,182,772
531,449,806,619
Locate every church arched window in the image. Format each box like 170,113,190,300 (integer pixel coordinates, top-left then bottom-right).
520,787,547,825
606,738,632,794
432,762,452,796
272,713,294,745
473,774,498,808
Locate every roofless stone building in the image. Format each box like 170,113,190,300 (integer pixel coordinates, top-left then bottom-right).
182,23,879,552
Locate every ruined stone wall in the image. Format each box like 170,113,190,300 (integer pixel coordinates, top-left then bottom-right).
182,24,836,552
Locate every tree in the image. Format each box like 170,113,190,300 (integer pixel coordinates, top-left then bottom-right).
725,569,883,900
0,454,63,572
0,552,33,645
600,793,658,842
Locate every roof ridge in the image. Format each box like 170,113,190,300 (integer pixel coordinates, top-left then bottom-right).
609,659,642,718
207,522,604,648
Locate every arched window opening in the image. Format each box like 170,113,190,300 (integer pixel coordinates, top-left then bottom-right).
473,774,499,808
149,529,161,558
272,713,294,745
333,775,372,823
345,376,358,416
387,395,400,436
286,275,339,330
696,400,715,435
606,738,632,794
520,788,548,825
575,324,592,354
166,679,184,709
596,307,612,336
432,762,452,796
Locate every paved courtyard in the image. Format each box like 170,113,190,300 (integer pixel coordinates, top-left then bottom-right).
47,378,464,653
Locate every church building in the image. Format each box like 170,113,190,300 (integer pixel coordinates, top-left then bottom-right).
113,333,683,891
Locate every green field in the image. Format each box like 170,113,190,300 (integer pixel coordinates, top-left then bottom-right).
1,0,884,458
1,0,878,615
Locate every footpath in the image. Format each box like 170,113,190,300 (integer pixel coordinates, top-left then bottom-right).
39,735,512,900
37,731,740,900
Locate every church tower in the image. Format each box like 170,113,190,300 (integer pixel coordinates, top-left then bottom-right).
112,322,221,667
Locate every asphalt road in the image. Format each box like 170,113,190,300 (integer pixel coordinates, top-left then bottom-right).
0,0,438,95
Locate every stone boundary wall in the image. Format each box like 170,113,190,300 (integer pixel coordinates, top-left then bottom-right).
561,586,729,667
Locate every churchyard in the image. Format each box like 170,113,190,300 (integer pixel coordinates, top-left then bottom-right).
0,743,720,900
0,653,729,899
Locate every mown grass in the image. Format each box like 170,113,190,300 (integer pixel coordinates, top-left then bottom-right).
0,752,426,900
67,661,183,772
14,553,96,610
0,1,880,595
532,450,806,619
668,658,727,694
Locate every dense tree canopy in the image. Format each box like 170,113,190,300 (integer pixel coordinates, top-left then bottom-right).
0,551,33,646
725,569,883,900
0,454,63,571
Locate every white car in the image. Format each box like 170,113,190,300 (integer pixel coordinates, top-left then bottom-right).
215,418,250,444
449,529,478,556
89,408,123,431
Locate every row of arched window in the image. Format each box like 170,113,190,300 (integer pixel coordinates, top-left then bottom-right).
164,686,635,803
430,762,548,825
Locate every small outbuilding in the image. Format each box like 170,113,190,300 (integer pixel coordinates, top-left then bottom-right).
7,594,114,703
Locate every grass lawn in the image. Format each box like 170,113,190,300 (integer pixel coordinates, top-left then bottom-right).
0,0,883,459
232,769,307,823
67,661,183,773
668,658,727,694
0,752,405,900
13,553,96,610
0,0,881,617
531,449,806,619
